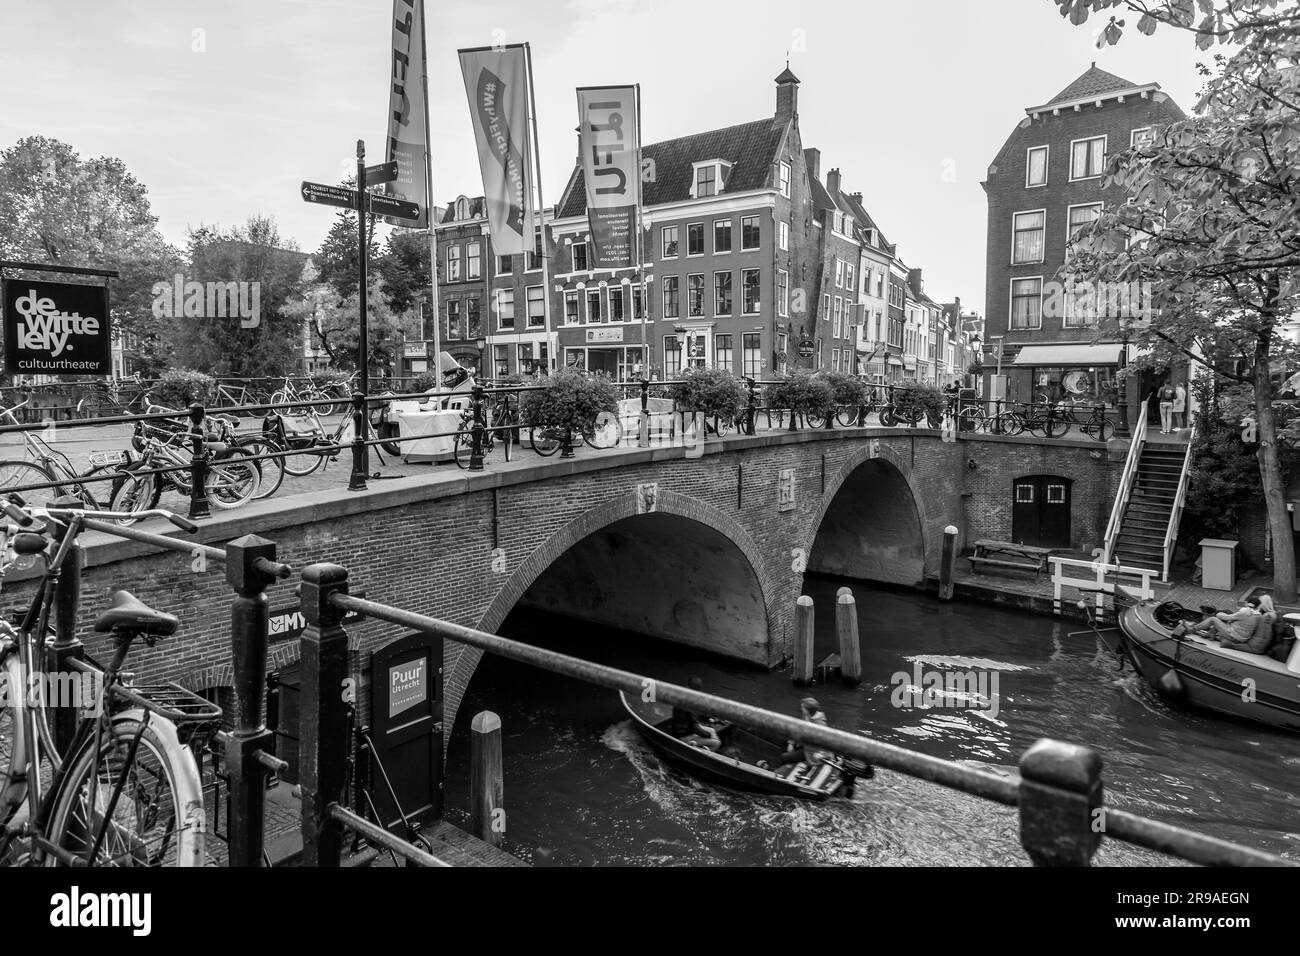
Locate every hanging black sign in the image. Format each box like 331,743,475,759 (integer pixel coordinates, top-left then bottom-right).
2,279,112,375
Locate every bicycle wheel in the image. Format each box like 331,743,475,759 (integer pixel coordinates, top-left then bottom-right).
234,436,285,499
45,709,205,866
281,437,325,478
1042,415,1069,439
530,426,561,457
957,407,984,433
835,405,859,427
998,411,1027,436
713,415,733,438
0,647,28,824
108,463,163,524
804,412,827,429
206,448,259,509
878,405,898,428
452,430,472,469
0,460,59,510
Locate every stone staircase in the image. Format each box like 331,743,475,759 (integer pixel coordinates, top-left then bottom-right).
1111,440,1187,573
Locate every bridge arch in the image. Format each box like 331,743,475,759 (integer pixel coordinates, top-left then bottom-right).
444,489,778,737
805,443,939,588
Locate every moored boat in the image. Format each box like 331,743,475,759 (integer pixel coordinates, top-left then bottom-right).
1116,600,1300,733
618,691,868,800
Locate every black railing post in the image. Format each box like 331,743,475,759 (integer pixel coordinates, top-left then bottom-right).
560,424,575,459
299,562,352,868
348,392,368,492
47,494,85,755
224,534,286,867
1018,738,1103,867
638,379,650,448
187,403,211,519
824,404,835,430
745,378,757,436
469,384,486,471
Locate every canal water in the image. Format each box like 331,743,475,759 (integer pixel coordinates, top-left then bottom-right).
446,576,1300,865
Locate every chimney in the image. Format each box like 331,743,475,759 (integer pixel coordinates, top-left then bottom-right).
775,66,800,125
850,191,862,203
908,268,923,296
804,148,820,182
827,168,841,193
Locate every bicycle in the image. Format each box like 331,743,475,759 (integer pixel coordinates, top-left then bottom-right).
452,405,514,469
1078,404,1115,442
269,376,334,418
75,373,153,421
1001,395,1068,439
0,399,128,510
109,413,261,522
0,501,218,866
260,404,397,478
956,400,1017,435
212,380,269,416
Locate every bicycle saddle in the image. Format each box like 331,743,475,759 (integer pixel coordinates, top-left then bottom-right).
94,590,179,637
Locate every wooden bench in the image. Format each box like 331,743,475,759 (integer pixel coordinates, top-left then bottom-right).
968,539,1055,579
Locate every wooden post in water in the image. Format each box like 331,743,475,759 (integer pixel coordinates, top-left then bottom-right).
794,595,815,685
939,524,959,600
836,591,862,686
471,711,504,847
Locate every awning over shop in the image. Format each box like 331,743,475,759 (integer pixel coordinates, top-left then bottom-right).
887,355,904,366
1012,343,1124,367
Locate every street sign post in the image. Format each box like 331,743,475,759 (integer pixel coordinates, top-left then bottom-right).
301,181,357,210
364,160,399,187
366,193,420,222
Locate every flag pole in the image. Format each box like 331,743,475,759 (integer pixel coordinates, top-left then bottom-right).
418,0,441,390
635,83,649,380
523,42,553,373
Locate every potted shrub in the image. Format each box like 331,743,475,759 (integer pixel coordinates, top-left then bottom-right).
152,369,216,410
519,368,620,452
813,370,870,426
764,371,835,430
669,366,747,438
892,381,945,427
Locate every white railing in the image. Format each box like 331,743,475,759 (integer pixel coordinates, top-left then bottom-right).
1162,420,1197,582
1050,555,1158,621
1102,397,1149,564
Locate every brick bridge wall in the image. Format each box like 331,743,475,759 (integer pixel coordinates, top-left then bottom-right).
2,428,1119,749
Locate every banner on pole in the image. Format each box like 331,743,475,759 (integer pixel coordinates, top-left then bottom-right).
577,86,640,270
458,45,535,255
384,0,431,228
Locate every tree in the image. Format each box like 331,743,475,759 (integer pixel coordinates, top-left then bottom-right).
1056,3,1300,598
0,136,181,375
310,177,380,299
172,217,306,378
376,229,432,317
284,268,418,376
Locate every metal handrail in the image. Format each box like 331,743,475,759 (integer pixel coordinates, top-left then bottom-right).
326,804,450,867
1103,397,1148,564
1162,419,1197,582
326,589,1293,868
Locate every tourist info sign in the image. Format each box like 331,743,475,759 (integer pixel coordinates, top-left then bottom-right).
300,181,421,222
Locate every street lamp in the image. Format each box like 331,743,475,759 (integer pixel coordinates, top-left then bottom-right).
476,336,486,378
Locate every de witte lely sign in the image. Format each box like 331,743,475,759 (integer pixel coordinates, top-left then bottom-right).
2,279,112,375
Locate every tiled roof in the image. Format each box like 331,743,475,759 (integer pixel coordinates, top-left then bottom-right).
556,118,786,219
1047,64,1141,105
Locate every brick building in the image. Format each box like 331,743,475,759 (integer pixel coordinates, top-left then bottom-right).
981,64,1184,421
552,68,827,379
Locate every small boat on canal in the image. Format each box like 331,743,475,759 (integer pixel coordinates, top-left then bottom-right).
618,691,869,800
1116,600,1300,733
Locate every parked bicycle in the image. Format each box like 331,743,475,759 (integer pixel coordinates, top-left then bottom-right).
0,501,219,866
1000,395,1068,439
269,376,335,418
0,400,128,510
212,379,270,416
75,373,153,421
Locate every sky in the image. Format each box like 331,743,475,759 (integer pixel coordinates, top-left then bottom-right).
0,0,1211,311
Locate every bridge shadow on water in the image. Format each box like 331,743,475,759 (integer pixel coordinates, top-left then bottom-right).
442,577,1299,865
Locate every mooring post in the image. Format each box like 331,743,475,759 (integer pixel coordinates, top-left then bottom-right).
1018,738,1104,867
348,392,368,491
299,563,352,867
939,524,959,600
836,590,862,686
793,595,815,685
638,379,650,448
187,403,211,519
745,377,757,436
471,711,504,847
47,494,85,755
224,534,290,867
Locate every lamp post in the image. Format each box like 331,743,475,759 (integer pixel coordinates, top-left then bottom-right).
476,336,487,379
1116,330,1131,438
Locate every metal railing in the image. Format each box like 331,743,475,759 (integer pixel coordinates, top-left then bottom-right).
284,561,1294,868
1103,397,1149,565
1163,421,1198,583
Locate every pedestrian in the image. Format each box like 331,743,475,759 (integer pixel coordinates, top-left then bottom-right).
1172,381,1187,430
1157,381,1176,434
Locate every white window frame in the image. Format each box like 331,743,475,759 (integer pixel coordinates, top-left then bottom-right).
526,284,545,327
777,269,789,318
1025,145,1049,188
586,287,603,324
1011,208,1047,265
446,245,462,282
1069,135,1107,182
1130,126,1156,149
495,254,513,277
687,273,706,318
466,240,481,279
571,240,589,273
686,222,705,257
1066,201,1104,244
778,220,789,251
778,161,791,198
742,269,762,315
661,225,680,259
834,258,844,288
713,219,732,255
495,288,515,329
1009,275,1044,331
713,270,732,317
563,290,580,326
740,215,761,251
607,284,626,323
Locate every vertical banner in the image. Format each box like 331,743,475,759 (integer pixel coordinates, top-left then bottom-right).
384,0,431,228
458,45,535,255
577,86,640,270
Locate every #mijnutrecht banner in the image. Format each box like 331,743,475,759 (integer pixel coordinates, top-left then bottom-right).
2,279,112,375
458,44,535,255
383,0,431,229
577,86,640,270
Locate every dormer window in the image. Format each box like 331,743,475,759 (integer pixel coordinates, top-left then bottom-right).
692,160,732,199
455,197,470,221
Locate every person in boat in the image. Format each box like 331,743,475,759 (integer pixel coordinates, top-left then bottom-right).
669,677,721,751
1216,594,1278,655
1180,596,1266,648
769,697,830,769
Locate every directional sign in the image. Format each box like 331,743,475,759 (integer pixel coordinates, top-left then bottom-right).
301,181,357,210
365,160,399,186
366,192,421,222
